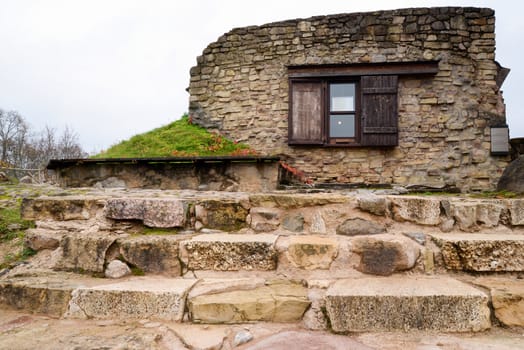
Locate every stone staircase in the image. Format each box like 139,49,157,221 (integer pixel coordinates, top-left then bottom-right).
1,188,523,333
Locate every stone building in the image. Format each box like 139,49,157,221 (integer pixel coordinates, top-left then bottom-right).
188,7,511,191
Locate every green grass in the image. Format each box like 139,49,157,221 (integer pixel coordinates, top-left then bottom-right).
0,207,34,242
93,115,257,158
470,190,519,199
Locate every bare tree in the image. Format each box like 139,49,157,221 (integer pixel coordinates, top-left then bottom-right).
0,108,87,171
56,125,86,159
0,109,28,165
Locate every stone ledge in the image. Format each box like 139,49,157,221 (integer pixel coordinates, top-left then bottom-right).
431,233,524,272
188,279,310,324
472,277,524,327
66,277,197,321
325,277,490,332
180,234,278,271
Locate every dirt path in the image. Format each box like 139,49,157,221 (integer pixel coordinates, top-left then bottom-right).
1,309,523,350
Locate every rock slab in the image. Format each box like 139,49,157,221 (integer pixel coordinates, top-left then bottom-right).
473,277,524,327
21,197,102,221
105,198,188,228
67,277,197,321
390,196,441,225
286,236,338,270
118,235,182,276
325,277,490,332
0,278,73,317
188,280,310,323
181,234,277,271
431,233,524,272
55,233,117,273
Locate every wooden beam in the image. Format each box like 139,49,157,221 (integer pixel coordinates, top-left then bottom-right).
288,61,440,78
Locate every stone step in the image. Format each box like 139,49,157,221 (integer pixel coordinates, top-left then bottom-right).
0,274,308,324
20,191,524,233
325,276,491,332
430,233,524,272
180,233,278,271
2,272,517,331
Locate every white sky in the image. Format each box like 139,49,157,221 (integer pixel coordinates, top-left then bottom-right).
0,0,522,153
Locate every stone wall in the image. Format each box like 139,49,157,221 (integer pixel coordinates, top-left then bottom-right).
188,7,510,191
49,158,279,192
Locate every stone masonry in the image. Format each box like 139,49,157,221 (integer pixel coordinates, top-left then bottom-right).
188,7,510,191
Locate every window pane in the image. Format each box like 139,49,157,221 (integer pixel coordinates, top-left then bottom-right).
330,114,355,138
330,83,355,112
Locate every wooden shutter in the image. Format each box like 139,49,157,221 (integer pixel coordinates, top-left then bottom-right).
360,75,398,146
288,81,323,145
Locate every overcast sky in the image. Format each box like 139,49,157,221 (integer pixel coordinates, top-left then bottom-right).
0,0,522,153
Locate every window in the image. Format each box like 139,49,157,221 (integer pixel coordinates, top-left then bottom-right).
289,75,398,147
329,83,356,143
287,62,439,147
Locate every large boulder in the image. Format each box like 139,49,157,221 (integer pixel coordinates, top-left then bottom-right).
351,234,420,276
497,155,524,193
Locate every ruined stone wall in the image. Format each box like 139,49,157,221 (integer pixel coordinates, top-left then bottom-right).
188,7,510,191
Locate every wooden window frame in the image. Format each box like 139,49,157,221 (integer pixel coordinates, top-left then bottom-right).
288,61,439,147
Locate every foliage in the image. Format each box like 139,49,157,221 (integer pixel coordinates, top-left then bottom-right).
93,115,257,158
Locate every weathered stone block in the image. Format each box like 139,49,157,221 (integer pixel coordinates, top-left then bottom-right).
55,233,117,273
351,234,420,276
357,194,388,216
282,213,304,232
509,199,524,225
118,235,182,276
390,196,441,225
450,201,504,231
0,278,73,316
67,277,197,321
473,277,524,327
188,279,310,323
105,198,188,228
181,234,278,271
21,197,102,221
286,236,338,270
249,207,281,232
249,193,349,209
336,217,386,236
24,228,62,251
195,200,248,231
431,233,524,271
325,277,490,332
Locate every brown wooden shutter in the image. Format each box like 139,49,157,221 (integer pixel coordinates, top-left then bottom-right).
360,75,398,146
288,80,323,145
